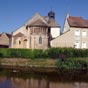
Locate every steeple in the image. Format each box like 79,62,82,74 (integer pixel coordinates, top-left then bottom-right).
48,11,55,19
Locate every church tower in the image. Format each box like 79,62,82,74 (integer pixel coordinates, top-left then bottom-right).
48,11,60,39
48,11,55,19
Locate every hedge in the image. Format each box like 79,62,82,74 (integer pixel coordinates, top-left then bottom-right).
0,48,48,59
0,48,88,59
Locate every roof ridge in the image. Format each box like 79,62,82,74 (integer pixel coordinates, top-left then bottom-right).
25,13,48,26
68,15,88,28
69,16,82,19
30,19,49,26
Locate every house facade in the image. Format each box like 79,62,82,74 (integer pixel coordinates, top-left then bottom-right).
11,11,60,49
51,14,88,49
0,33,12,48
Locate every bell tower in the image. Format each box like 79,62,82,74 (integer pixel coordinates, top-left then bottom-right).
48,11,55,19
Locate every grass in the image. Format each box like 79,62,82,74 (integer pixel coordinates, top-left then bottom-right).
0,58,57,67
0,57,88,69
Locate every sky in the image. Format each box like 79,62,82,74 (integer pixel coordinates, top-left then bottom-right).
0,0,88,33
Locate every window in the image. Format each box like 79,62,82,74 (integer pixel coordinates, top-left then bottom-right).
19,40,21,45
74,30,80,41
82,42,86,48
74,41,80,48
74,30,80,36
82,30,86,38
30,37,31,45
39,36,42,44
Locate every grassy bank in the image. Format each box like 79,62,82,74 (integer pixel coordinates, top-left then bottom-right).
0,58,88,70
0,58,57,67
0,48,88,70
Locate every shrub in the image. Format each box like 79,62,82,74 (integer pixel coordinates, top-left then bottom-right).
47,48,59,58
55,58,87,69
0,53,3,58
32,49,48,59
59,53,66,61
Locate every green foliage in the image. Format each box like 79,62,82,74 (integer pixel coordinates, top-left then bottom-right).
32,49,48,59
55,58,87,69
0,47,88,59
0,48,48,59
47,48,88,58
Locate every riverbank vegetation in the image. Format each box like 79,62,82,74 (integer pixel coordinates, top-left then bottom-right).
0,58,56,67
0,48,88,59
55,58,87,69
0,58,88,70
0,48,88,69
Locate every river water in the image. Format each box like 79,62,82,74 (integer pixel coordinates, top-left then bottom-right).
0,71,88,88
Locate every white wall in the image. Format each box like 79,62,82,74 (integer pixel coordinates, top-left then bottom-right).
13,25,27,36
63,13,70,33
51,27,60,38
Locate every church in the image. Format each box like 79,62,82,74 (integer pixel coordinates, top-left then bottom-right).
11,11,60,49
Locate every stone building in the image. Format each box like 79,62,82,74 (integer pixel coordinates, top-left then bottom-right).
11,11,60,49
51,13,88,49
0,33,12,48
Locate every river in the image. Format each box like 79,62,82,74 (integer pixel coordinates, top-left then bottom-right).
0,70,88,88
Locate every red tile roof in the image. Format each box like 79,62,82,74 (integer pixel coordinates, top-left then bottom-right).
67,16,88,28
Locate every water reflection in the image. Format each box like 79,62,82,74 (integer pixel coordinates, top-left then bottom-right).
11,77,49,88
0,72,88,88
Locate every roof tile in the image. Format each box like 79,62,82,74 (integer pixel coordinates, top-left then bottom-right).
26,13,60,27
68,16,88,28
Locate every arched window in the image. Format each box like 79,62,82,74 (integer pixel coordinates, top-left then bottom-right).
39,36,42,44
19,40,21,45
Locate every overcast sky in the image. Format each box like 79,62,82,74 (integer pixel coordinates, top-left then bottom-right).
0,0,88,33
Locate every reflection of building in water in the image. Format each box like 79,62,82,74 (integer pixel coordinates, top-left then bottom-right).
3,77,88,88
0,76,12,88
50,82,88,88
11,77,49,88
0,76,7,83
74,82,88,88
50,82,73,88
11,77,27,88
1,75,88,88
